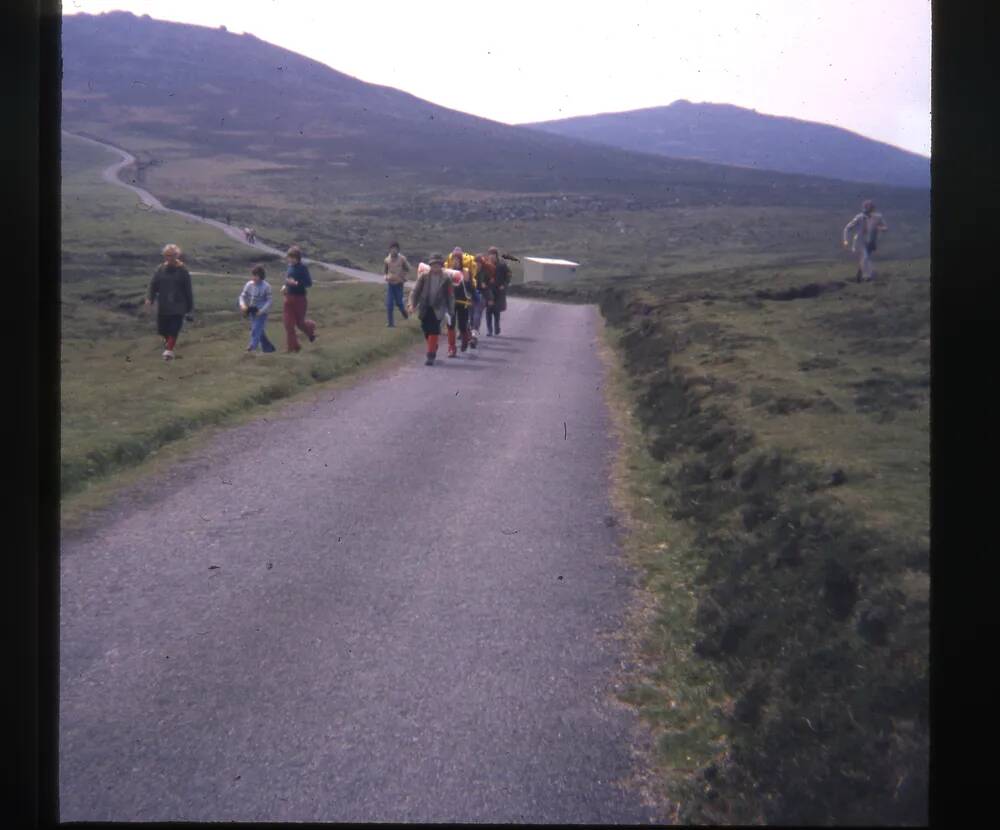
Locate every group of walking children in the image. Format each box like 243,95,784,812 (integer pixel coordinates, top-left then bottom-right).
149,198,881,365
237,244,318,354
405,245,511,365
145,243,319,360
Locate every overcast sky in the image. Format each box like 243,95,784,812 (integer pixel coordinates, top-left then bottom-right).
65,0,932,156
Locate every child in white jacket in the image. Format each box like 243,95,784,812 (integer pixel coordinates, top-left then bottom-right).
239,265,276,353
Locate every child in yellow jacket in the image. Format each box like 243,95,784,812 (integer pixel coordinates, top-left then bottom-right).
444,247,478,356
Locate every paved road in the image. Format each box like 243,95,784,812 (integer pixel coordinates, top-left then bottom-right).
60,298,658,822
64,131,382,283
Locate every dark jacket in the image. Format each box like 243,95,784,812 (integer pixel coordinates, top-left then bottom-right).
486,260,510,312
285,262,313,296
148,263,194,316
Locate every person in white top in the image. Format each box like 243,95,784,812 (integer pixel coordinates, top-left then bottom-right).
238,265,276,353
843,200,888,282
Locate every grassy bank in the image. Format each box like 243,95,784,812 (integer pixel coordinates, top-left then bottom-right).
61,134,423,517
596,257,929,823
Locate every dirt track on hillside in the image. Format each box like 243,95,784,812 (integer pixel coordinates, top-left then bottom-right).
65,130,383,284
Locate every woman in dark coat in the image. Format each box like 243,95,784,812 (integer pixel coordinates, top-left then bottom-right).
145,243,194,361
484,246,510,336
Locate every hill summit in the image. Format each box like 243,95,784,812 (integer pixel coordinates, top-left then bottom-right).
62,12,914,207
526,100,929,188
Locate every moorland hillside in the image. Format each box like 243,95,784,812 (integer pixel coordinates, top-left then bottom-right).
527,100,930,188
63,12,925,209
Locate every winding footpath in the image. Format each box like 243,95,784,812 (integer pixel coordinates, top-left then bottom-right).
64,131,381,283
59,134,659,823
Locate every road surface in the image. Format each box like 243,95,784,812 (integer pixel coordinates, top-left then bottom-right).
60,293,659,821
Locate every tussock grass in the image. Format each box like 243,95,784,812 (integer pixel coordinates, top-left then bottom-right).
595,256,929,823
598,329,728,823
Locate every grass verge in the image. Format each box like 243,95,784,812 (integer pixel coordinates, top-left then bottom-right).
593,257,928,823
61,132,423,523
61,277,424,513
597,327,728,823
60,340,419,532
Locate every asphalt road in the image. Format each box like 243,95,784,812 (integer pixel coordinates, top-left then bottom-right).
60,298,659,823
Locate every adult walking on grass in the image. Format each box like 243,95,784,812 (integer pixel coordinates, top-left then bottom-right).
843,199,888,282
384,241,411,327
408,253,455,366
145,243,194,361
239,265,276,354
282,245,317,353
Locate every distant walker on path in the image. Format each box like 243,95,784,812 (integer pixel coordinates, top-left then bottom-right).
843,199,888,282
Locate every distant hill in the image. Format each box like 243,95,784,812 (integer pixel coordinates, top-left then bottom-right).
526,101,929,189
61,13,922,211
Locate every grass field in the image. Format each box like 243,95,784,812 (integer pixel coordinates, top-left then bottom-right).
61,134,423,517
581,250,929,823
139,157,930,283
64,111,928,280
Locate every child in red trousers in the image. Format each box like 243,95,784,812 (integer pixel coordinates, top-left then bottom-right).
408,253,455,366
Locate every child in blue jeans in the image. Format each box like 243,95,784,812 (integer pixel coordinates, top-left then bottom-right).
239,265,276,353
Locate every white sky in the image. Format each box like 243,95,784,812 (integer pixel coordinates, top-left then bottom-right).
64,0,932,156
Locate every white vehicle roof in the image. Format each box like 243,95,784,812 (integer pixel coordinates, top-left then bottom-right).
522,257,580,266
